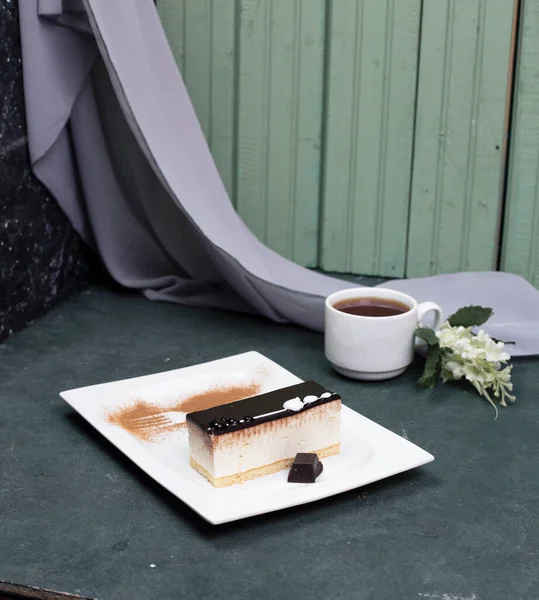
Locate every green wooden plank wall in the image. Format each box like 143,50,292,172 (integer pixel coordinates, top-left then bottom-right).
407,0,514,278
157,0,324,267
158,0,516,279
502,0,539,287
320,0,420,277
236,0,325,267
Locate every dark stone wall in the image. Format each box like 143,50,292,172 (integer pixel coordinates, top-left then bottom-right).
0,0,96,342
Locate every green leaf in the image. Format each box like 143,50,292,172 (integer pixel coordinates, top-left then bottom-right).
417,345,442,389
447,306,493,328
415,327,439,346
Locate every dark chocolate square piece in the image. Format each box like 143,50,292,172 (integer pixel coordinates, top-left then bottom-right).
287,453,323,483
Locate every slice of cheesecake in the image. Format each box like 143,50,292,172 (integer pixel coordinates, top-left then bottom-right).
186,381,341,487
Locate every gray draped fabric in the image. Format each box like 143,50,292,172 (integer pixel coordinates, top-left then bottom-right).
18,0,539,356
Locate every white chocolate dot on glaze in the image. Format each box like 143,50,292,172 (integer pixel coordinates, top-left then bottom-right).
283,397,304,412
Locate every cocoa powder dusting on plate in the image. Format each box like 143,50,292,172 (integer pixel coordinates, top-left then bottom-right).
105,383,261,443
177,382,260,413
105,400,166,442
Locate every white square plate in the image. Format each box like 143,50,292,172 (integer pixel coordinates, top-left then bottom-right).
60,351,434,524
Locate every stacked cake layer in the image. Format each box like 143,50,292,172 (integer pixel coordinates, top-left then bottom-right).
186,381,341,487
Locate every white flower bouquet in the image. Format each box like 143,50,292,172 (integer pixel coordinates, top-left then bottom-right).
416,306,515,418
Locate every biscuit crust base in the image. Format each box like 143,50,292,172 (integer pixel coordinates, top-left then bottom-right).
190,443,340,488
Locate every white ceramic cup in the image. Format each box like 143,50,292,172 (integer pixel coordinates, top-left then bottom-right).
325,288,443,381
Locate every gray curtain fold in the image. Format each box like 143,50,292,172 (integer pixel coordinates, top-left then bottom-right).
38,0,91,34
17,0,539,355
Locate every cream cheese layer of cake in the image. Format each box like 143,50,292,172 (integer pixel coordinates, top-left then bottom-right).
186,381,341,487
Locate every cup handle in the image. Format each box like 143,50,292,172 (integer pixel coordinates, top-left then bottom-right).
417,302,444,330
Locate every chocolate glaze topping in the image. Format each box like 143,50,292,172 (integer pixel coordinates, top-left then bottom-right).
186,381,340,436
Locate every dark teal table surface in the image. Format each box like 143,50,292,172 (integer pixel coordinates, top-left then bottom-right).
1,287,538,600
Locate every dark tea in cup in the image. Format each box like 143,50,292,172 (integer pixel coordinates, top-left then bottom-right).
333,297,410,318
